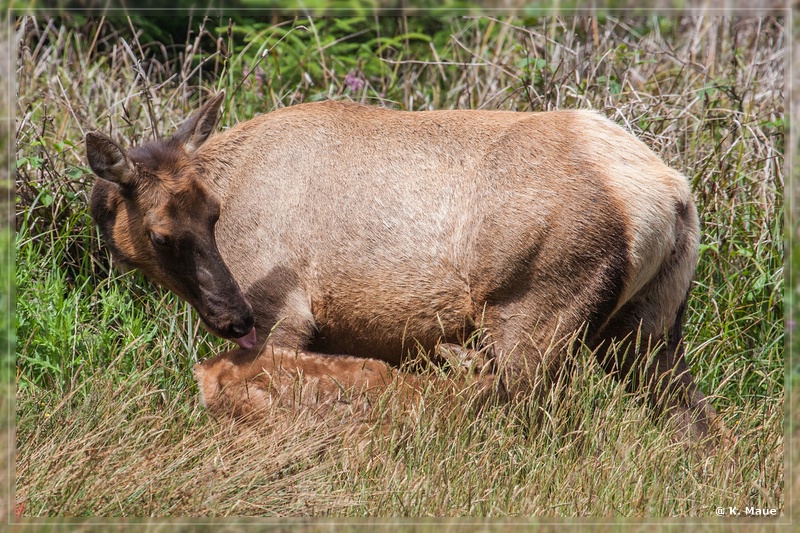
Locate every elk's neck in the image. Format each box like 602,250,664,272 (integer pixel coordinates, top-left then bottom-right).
194,130,249,201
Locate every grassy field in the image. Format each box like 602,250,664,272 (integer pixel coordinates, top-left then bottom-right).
13,14,785,520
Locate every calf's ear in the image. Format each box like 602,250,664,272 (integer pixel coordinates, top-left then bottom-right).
85,132,135,186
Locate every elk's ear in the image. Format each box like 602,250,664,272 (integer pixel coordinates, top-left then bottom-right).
174,91,225,153
85,132,134,186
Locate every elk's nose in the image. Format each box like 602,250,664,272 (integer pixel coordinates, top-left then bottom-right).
227,311,255,339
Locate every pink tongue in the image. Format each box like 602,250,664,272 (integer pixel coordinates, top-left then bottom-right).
234,327,257,349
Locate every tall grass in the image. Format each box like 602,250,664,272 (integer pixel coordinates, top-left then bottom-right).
14,15,784,518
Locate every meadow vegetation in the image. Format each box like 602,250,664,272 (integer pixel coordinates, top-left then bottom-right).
14,15,785,518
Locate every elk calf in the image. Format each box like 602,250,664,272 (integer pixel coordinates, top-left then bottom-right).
194,345,413,420
86,92,717,441
194,343,491,422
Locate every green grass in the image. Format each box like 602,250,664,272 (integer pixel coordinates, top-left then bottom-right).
15,221,223,394
13,15,785,518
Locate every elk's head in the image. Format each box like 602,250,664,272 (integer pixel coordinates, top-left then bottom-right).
85,92,256,349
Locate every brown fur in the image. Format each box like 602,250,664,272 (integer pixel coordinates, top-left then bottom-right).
86,92,717,441
194,343,491,425
194,345,415,420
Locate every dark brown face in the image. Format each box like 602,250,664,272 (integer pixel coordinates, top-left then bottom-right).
85,92,256,348
91,170,254,343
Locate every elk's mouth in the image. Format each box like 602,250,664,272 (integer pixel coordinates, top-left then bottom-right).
201,313,258,350
234,327,257,349
196,300,256,349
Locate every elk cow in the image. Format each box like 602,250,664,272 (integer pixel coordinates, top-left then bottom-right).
86,92,717,440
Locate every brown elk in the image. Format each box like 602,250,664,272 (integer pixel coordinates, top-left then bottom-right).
86,91,717,440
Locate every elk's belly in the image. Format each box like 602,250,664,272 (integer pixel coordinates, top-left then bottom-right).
307,273,475,364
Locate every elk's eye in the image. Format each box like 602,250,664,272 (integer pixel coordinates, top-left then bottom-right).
150,232,169,247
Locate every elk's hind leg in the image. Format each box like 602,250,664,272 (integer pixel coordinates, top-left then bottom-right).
593,294,717,441
594,196,717,442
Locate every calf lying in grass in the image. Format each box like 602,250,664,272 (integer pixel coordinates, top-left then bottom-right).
194,346,414,420
194,343,492,422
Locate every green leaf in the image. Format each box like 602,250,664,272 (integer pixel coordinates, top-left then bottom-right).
66,167,85,180
517,57,547,70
